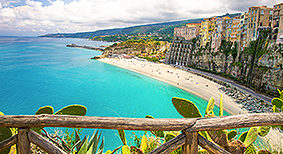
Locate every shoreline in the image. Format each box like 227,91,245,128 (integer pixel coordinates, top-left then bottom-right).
97,58,247,115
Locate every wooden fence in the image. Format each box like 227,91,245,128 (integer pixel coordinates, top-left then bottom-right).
0,113,282,154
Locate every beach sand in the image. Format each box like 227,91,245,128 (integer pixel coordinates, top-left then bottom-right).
98,58,247,115
98,58,282,151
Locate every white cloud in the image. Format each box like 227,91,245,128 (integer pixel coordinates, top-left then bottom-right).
0,0,281,36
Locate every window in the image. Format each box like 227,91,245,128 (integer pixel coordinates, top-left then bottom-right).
260,23,263,26
270,11,272,15
261,10,264,14
255,10,257,14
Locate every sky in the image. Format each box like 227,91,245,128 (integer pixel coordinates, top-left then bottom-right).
0,0,281,36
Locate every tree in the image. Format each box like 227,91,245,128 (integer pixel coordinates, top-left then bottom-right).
219,40,233,73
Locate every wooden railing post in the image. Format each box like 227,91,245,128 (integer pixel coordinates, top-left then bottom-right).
17,128,30,154
182,131,198,154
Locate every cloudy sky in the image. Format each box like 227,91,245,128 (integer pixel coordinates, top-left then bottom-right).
0,0,280,36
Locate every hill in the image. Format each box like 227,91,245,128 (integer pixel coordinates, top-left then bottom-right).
39,13,241,39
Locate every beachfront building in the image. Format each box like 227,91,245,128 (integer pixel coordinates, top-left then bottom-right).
246,6,273,43
200,17,216,46
174,23,201,41
272,3,283,43
239,13,249,50
231,16,240,43
165,37,191,65
185,23,201,40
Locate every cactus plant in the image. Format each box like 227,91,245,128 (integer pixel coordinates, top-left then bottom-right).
243,127,258,147
55,105,87,116
35,106,54,115
258,126,271,137
165,133,176,142
271,98,283,110
0,111,13,154
205,97,215,115
118,129,127,145
219,94,224,116
172,97,202,118
140,135,147,153
227,130,237,140
239,131,248,143
244,143,256,154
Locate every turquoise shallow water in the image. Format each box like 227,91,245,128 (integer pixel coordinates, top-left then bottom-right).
0,37,228,150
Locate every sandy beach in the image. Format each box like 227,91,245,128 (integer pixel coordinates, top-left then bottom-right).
98,58,247,115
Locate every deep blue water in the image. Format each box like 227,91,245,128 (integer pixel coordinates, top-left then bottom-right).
0,37,228,151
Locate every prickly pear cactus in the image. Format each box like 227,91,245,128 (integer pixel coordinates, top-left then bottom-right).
205,97,215,115
0,112,13,154
244,144,256,154
172,97,202,118
258,126,271,137
165,133,176,142
271,98,283,110
239,131,248,143
118,129,127,145
140,135,147,153
243,127,258,147
35,106,54,115
55,105,87,116
227,130,237,140
219,94,223,116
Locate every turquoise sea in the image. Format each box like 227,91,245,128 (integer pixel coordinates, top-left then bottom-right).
0,37,228,151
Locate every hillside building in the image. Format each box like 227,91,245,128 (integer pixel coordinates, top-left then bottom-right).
272,3,283,43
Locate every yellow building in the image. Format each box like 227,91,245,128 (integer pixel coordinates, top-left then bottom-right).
200,17,216,46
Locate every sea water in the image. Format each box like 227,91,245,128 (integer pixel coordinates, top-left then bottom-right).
0,37,229,151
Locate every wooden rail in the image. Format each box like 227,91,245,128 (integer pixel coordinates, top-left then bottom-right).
0,112,282,154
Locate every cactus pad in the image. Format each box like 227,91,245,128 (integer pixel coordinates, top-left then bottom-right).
172,97,202,118
219,94,223,116
243,127,258,147
122,145,131,154
0,111,13,154
118,130,127,145
35,106,54,115
55,104,87,116
271,98,283,110
258,126,271,137
208,130,228,149
227,130,237,140
205,97,215,115
238,131,248,143
165,133,176,142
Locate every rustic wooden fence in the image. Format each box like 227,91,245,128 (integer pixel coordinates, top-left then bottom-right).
0,112,282,154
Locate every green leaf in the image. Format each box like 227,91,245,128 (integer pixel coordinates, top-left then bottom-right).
121,145,131,154
118,130,127,145
35,106,54,115
55,104,87,116
198,149,209,154
205,97,215,115
238,131,248,143
140,135,147,153
273,105,279,112
227,130,237,140
244,144,256,154
243,127,258,147
271,98,283,110
198,131,213,142
207,130,228,148
258,126,271,137
172,97,202,118
165,133,176,142
219,94,223,116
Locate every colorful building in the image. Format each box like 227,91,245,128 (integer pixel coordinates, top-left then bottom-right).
246,6,273,43
200,17,216,46
174,23,201,41
272,3,283,44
